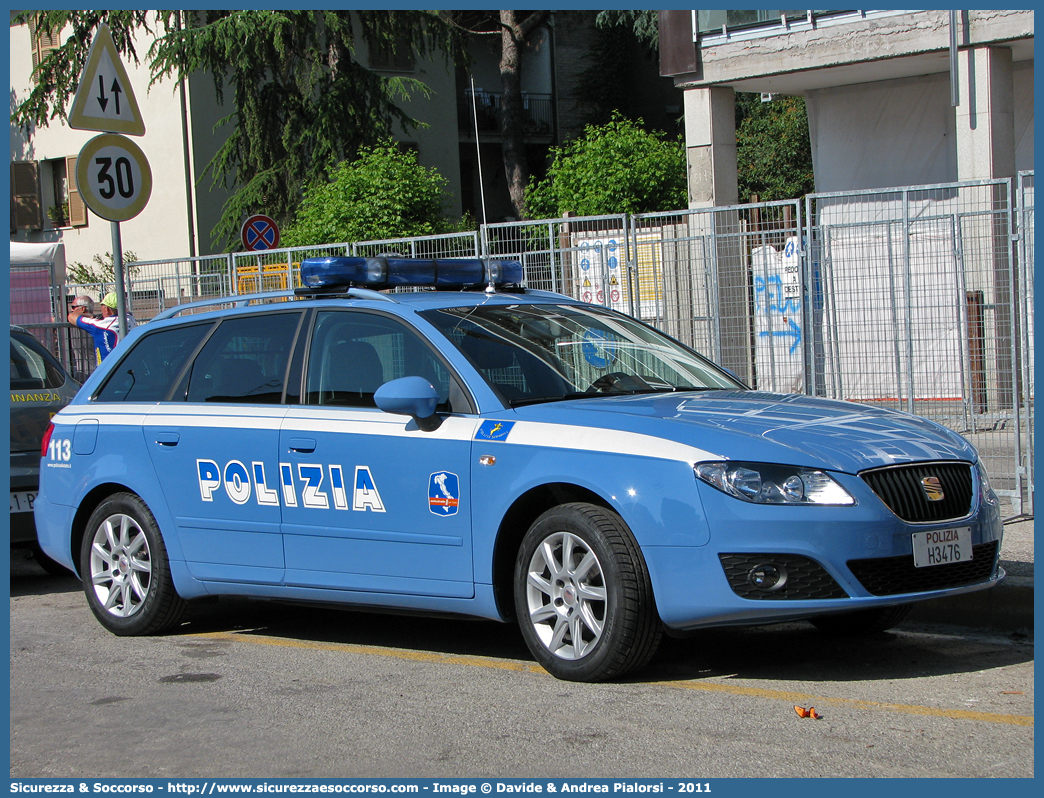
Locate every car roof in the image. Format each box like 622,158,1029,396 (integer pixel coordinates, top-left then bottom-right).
151,287,582,325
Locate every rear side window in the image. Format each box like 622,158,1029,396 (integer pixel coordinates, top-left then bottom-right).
184,312,302,404
304,310,464,412
10,331,66,390
95,323,212,402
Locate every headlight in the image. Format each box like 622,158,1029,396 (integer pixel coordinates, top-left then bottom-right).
977,461,998,505
694,461,856,505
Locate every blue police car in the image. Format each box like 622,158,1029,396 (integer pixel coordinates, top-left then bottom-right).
34,256,1004,681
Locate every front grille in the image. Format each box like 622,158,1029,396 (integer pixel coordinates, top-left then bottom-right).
719,554,849,600
861,462,974,523
848,540,998,596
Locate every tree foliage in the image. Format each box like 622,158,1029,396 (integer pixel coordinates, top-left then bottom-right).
586,15,815,205
524,114,687,218
67,251,139,286
595,10,659,48
12,10,467,249
282,141,452,247
735,93,815,202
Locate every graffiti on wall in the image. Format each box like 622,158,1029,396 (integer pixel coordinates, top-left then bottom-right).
752,236,804,392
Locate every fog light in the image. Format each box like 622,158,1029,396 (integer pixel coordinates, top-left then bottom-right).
748,562,788,592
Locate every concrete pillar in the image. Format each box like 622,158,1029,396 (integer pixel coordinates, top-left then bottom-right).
956,45,1015,181
682,86,751,381
683,86,738,208
956,45,1016,410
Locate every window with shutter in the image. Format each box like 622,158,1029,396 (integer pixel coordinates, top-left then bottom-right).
28,18,62,75
11,161,43,230
369,38,415,72
65,155,88,227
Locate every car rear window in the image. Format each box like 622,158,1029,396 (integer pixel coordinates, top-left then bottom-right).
95,323,213,402
10,331,66,390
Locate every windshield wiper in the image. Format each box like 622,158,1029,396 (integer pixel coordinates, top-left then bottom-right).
508,386,723,407
509,393,602,407
651,385,724,393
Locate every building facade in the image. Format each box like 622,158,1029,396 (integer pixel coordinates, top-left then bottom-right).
659,9,1033,204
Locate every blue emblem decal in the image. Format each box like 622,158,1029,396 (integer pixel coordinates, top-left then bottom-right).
475,420,515,442
428,471,460,516
582,329,617,368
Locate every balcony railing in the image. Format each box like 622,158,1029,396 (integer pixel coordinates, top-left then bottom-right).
458,91,553,137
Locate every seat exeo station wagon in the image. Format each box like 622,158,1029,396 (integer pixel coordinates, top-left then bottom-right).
35,256,1004,681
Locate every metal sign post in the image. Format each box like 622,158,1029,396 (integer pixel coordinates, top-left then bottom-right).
68,23,148,339
111,223,127,334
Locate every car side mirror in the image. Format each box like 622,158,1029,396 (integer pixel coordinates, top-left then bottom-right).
374,376,442,431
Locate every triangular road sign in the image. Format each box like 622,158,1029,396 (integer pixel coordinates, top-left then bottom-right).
68,23,145,136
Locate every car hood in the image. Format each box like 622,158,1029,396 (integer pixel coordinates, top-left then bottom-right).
509,390,976,473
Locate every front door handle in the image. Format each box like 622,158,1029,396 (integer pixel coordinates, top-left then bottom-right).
288,437,316,453
154,431,180,447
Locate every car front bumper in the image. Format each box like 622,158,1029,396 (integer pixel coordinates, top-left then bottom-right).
645,478,1004,631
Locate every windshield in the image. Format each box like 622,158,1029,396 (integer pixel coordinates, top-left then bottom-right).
420,303,744,407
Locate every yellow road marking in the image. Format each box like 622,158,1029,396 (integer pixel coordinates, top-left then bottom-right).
653,679,1034,726
193,630,548,675
192,630,1033,727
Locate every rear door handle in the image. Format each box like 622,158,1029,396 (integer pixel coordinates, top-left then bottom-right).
154,431,180,447
288,437,316,454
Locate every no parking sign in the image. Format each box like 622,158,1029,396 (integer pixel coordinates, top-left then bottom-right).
241,214,280,251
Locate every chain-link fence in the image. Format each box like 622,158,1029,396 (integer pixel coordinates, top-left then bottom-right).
12,179,1033,514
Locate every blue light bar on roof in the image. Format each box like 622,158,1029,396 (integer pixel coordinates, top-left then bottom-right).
300,256,523,290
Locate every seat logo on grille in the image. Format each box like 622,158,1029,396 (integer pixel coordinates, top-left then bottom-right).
920,476,945,501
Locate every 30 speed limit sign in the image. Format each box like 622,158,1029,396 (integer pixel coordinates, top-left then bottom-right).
75,133,153,222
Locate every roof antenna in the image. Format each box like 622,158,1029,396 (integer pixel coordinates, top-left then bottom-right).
470,75,488,230
484,260,497,294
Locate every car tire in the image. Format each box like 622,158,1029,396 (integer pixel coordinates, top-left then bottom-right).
810,604,913,636
514,502,662,682
80,492,187,636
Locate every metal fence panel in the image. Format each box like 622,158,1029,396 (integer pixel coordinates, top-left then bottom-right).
632,201,804,393
481,215,631,305
806,180,1029,514
231,243,347,295
352,231,480,260
229,233,481,295
18,321,97,385
114,254,234,318
1017,170,1034,514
